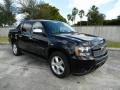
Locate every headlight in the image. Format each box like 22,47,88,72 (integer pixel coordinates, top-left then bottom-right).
75,46,91,56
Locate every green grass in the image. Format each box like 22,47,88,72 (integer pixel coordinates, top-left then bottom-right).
0,37,120,48
107,41,120,48
0,37,8,43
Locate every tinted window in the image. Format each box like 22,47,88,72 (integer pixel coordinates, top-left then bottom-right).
42,21,75,34
22,22,32,35
17,24,21,29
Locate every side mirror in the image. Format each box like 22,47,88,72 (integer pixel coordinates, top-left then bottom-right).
33,29,42,33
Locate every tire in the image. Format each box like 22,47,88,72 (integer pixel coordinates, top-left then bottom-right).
12,43,22,56
49,51,70,78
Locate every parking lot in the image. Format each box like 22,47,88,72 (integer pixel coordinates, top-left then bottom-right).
0,44,120,90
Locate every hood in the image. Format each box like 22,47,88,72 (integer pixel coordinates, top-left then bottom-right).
54,33,104,46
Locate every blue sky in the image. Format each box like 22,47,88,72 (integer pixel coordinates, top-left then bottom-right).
44,0,120,21
99,0,116,13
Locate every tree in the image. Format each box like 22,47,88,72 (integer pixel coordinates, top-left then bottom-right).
18,0,41,19
86,5,105,25
117,15,120,20
0,0,15,26
18,1,66,22
36,4,66,22
67,14,72,23
71,16,74,25
78,10,84,26
72,7,78,24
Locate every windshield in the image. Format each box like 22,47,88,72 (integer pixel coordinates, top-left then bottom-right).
42,21,75,34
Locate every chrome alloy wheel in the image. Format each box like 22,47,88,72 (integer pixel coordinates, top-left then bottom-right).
51,56,65,75
12,44,17,54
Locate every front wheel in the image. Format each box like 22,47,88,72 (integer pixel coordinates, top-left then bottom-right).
49,52,70,78
12,43,21,56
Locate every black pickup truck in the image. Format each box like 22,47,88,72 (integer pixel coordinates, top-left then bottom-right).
8,20,108,78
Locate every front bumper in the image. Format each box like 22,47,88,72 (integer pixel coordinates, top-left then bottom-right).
70,52,108,75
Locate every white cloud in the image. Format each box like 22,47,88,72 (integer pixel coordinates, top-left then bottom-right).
69,0,113,9
69,0,113,12
68,0,115,21
0,0,4,4
106,0,120,20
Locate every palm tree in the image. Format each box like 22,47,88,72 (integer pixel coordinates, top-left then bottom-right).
72,7,78,25
86,5,105,25
91,5,98,13
18,0,40,19
78,10,84,26
71,16,74,25
67,14,72,24
0,0,14,25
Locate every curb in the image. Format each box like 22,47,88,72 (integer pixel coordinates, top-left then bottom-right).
0,42,9,45
0,43,120,51
107,48,120,51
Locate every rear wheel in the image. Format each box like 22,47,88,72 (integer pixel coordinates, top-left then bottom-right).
12,43,21,56
49,52,70,78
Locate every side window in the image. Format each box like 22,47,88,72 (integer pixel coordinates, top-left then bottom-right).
16,24,22,31
21,23,32,35
32,22,44,34
32,22,43,29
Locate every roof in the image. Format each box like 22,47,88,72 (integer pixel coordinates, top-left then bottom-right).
24,19,60,22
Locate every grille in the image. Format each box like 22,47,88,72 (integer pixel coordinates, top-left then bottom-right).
92,44,107,57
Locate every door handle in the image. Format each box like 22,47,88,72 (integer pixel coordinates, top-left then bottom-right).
29,37,33,40
19,35,22,37
29,37,32,40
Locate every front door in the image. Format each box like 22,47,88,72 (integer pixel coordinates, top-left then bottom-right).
30,22,48,56
18,22,32,51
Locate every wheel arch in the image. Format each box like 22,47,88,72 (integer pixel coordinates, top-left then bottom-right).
47,47,70,59
11,38,17,45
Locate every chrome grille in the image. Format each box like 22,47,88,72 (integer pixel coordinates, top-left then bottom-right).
92,44,107,57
